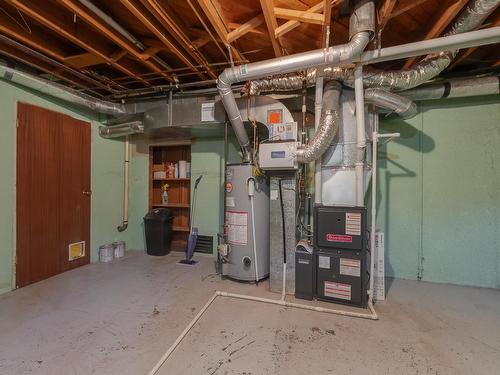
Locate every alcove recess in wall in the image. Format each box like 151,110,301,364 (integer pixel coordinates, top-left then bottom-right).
149,144,191,251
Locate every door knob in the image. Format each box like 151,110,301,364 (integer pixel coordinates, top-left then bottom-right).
83,191,92,196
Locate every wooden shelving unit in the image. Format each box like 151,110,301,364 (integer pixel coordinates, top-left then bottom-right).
149,144,191,251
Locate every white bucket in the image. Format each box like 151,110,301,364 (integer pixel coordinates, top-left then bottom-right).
113,241,126,258
99,244,114,263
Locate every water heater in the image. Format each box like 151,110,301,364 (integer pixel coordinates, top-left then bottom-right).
222,164,270,281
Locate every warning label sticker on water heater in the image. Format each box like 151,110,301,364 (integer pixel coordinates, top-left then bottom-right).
226,211,248,245
340,258,361,277
345,212,361,236
324,281,351,301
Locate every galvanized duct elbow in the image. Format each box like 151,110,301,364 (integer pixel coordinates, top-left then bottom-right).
218,1,374,161
364,88,418,119
0,63,127,116
296,81,342,163
364,0,500,91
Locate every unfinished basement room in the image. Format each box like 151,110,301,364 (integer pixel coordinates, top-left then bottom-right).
0,0,499,374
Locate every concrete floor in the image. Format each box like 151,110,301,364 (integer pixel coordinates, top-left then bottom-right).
0,252,499,375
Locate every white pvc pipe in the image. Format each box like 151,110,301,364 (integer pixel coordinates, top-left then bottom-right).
281,262,287,301
147,290,377,374
370,125,378,304
147,292,219,375
117,136,129,232
250,195,259,283
314,77,324,205
358,26,500,65
354,65,366,206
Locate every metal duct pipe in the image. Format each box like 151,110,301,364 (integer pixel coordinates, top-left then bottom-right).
247,0,500,95
398,75,500,101
218,1,374,161
99,121,144,138
0,63,127,115
365,88,418,119
363,0,500,90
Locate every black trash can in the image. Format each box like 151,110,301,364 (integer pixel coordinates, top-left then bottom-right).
144,208,174,256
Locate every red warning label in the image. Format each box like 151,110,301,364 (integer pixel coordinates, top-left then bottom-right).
326,234,353,243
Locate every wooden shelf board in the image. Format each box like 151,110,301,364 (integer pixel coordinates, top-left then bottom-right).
152,203,190,208
153,178,190,182
172,226,190,232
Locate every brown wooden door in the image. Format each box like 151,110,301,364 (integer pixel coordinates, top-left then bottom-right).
16,103,91,288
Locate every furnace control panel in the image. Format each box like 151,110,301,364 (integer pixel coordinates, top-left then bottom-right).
259,141,299,170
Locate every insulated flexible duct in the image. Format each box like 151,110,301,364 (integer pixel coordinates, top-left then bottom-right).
364,88,418,119
296,81,342,163
217,1,374,161
246,0,499,94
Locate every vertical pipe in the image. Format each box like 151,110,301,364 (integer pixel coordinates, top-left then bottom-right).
117,136,129,232
168,90,173,126
369,117,378,305
354,65,366,206
314,77,324,205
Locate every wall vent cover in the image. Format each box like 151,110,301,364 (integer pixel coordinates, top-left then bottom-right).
195,235,213,254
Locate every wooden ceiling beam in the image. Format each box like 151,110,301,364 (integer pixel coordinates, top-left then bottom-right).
140,0,217,79
275,1,340,39
401,0,469,69
274,7,325,25
56,0,174,82
63,53,107,69
388,0,433,21
195,0,246,61
0,41,98,93
7,0,151,86
121,0,210,80
0,12,67,62
260,0,282,56
227,15,265,43
378,0,397,30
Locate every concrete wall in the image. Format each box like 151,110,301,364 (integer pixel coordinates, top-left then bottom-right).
377,96,500,288
0,80,129,294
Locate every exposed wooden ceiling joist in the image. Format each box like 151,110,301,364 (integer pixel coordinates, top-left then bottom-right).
378,0,397,30
63,52,107,69
227,15,265,43
401,0,469,69
7,0,152,86
140,0,217,79
274,7,325,25
56,0,174,82
274,1,340,39
195,0,245,61
260,0,282,56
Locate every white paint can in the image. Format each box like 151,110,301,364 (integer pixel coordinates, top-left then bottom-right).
99,244,114,263
113,241,126,258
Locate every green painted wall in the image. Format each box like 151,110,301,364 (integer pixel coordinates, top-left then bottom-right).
2,78,497,292
377,96,500,288
0,80,130,294
127,135,241,255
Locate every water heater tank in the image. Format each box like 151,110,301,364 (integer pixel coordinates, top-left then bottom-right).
223,164,270,281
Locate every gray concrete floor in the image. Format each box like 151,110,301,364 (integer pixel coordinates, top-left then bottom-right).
0,252,499,375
